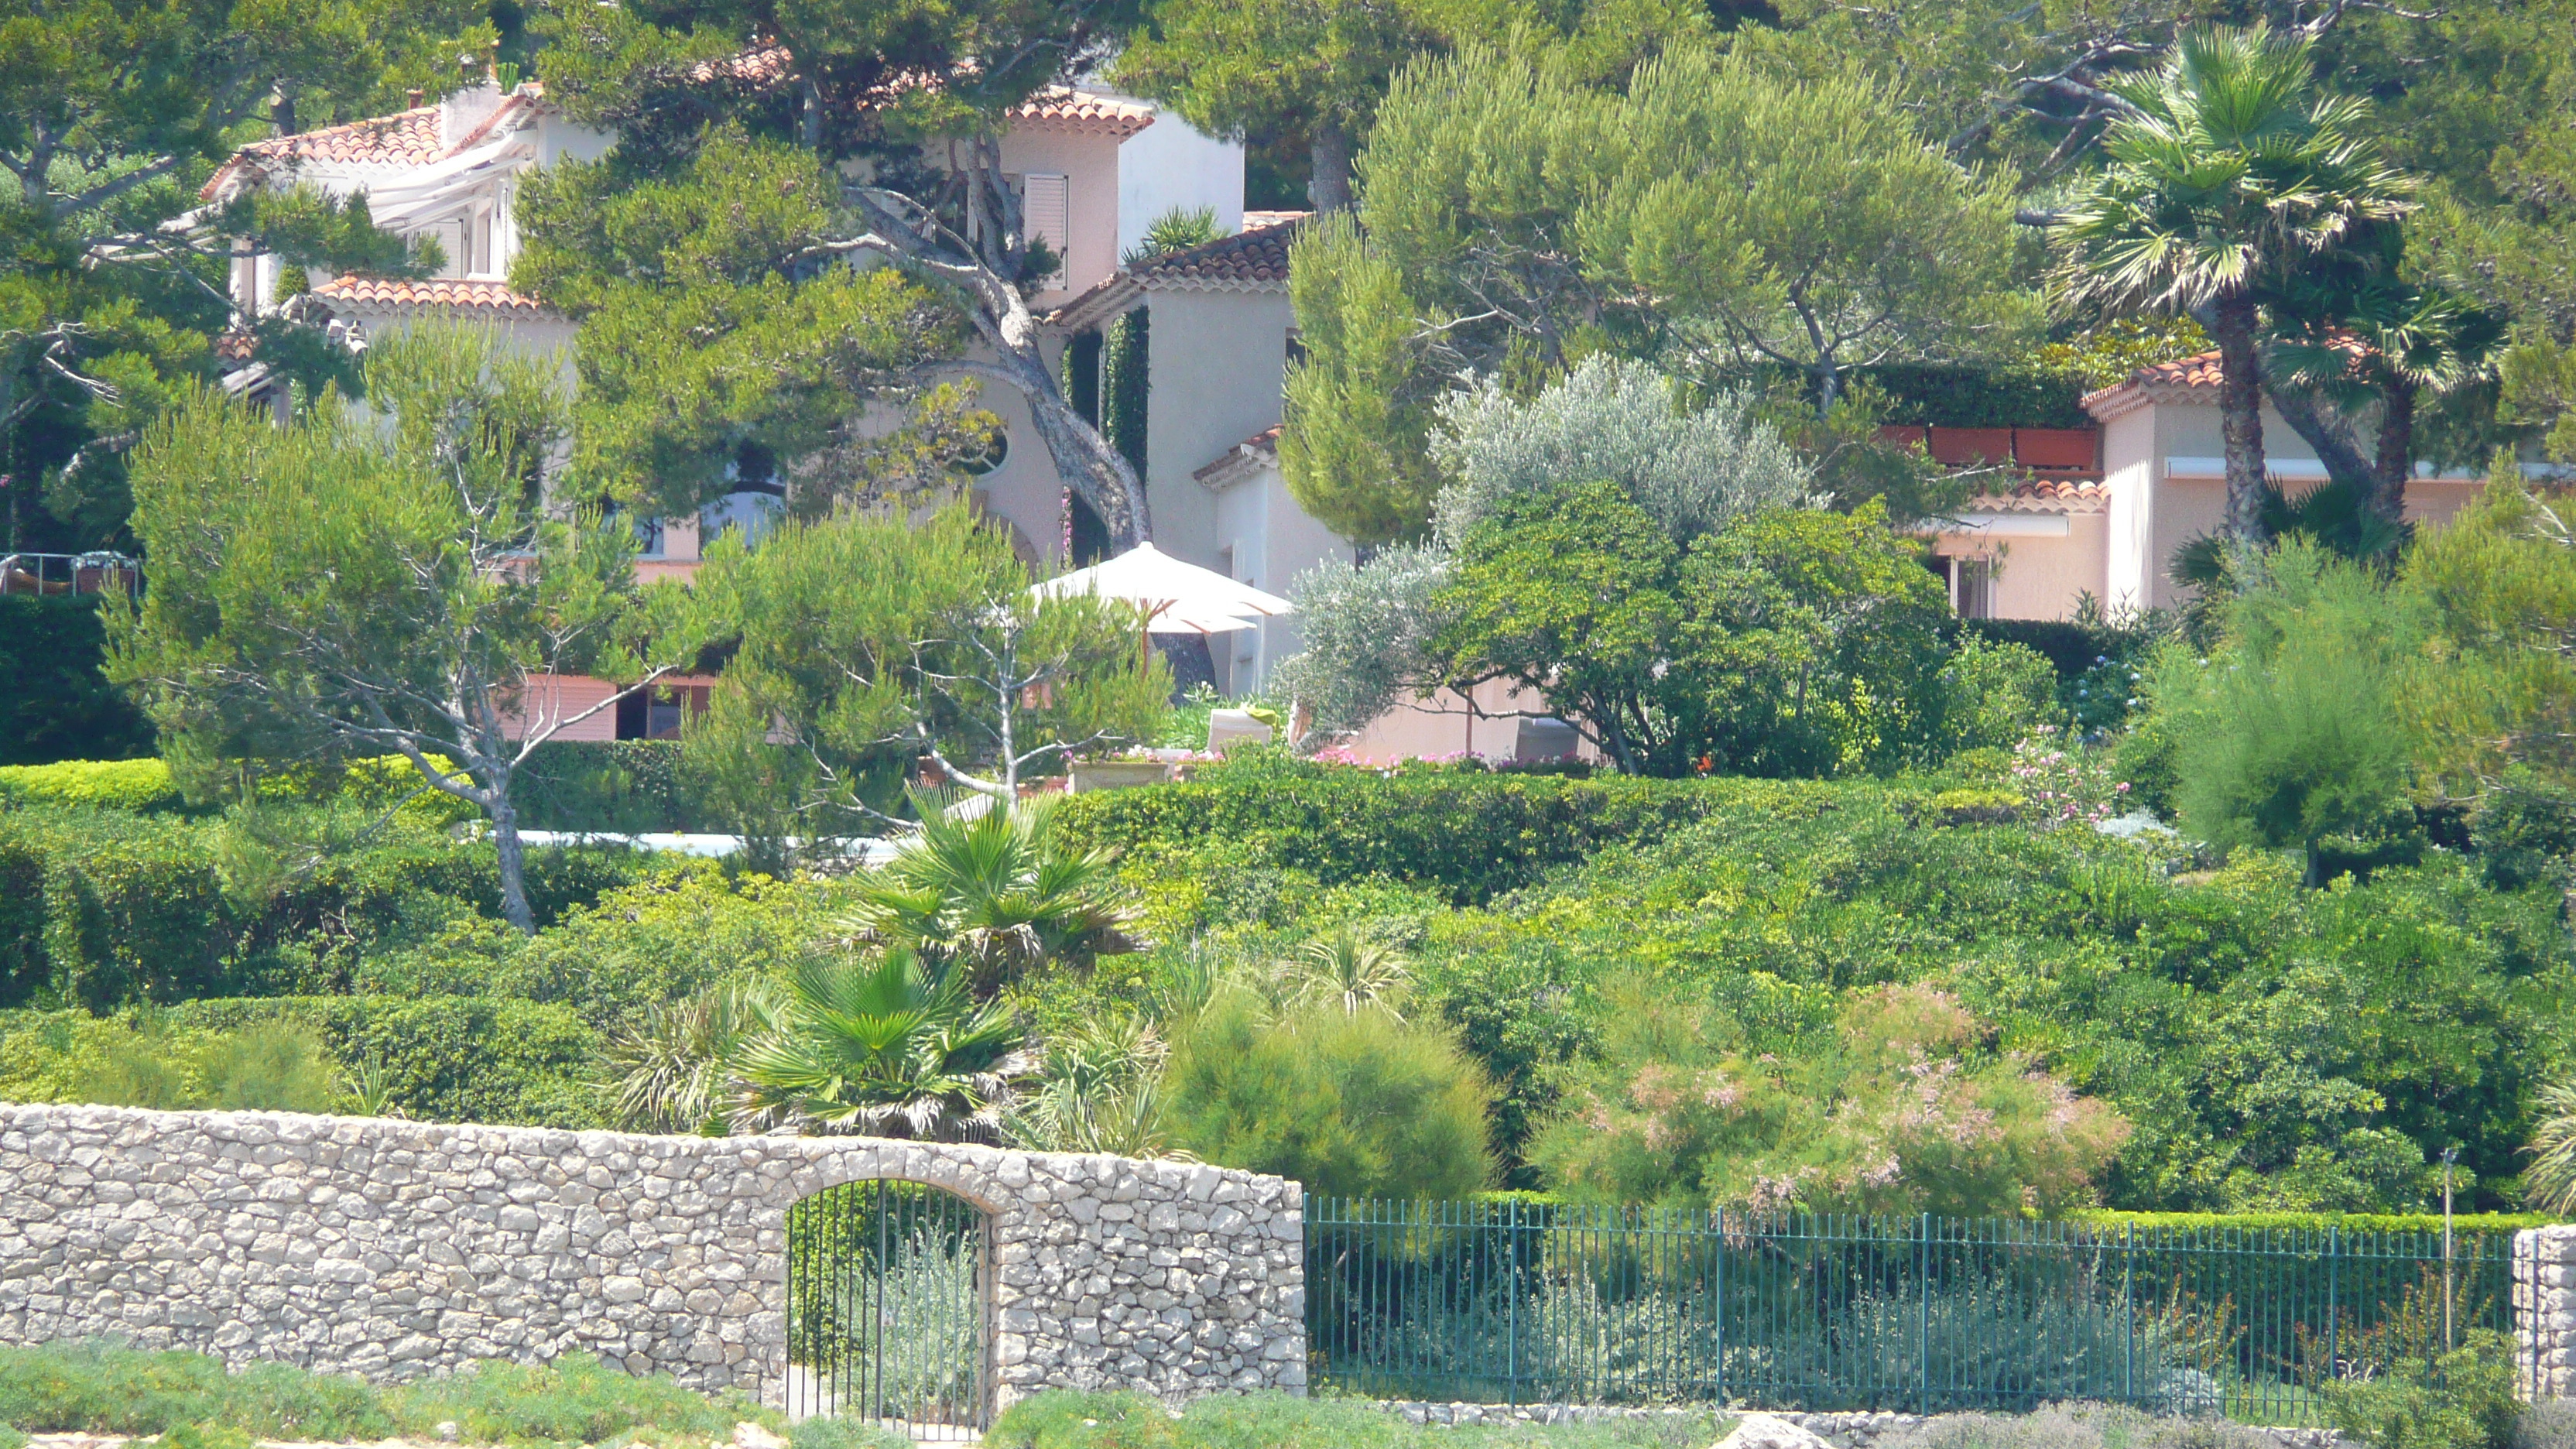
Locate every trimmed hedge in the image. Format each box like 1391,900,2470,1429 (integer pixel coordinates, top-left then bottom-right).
0,595,156,767
1738,361,2092,430
0,759,185,813
0,810,661,1009
511,740,724,832
1053,755,1845,903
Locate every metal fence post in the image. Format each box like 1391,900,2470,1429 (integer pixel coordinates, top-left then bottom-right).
1713,1206,1726,1406
2328,1223,2341,1389
2123,1221,2136,1406
1919,1213,1933,1416
1506,1196,1523,1408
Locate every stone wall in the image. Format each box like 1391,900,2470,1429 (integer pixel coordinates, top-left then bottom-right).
0,1104,1305,1413
2519,1225,2576,1399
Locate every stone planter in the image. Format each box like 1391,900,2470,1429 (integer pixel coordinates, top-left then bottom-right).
1069,759,1173,793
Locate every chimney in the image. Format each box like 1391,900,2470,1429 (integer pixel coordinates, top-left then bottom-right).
407,87,425,108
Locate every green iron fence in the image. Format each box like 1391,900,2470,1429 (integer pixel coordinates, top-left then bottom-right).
786,1178,989,1439
1303,1199,2519,1423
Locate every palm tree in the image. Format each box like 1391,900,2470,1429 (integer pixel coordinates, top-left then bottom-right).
849,802,1140,996
2530,1078,2576,1214
2266,223,2503,529
2053,26,2414,549
730,950,1040,1140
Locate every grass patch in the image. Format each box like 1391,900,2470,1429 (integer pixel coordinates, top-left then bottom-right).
987,1391,1728,1449
0,1342,783,1447
387,1355,778,1447
0,1340,392,1438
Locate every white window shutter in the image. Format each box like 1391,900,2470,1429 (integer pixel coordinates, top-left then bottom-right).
1025,173,1069,289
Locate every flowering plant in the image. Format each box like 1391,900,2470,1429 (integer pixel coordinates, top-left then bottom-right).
2009,725,2132,827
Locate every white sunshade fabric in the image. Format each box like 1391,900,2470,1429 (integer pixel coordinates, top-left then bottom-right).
1030,542,1294,635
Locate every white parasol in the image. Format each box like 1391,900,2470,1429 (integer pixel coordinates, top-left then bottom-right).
1032,542,1294,635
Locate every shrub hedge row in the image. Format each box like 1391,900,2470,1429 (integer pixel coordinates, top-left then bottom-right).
1057,759,2015,903
1052,755,1760,903
0,810,658,1009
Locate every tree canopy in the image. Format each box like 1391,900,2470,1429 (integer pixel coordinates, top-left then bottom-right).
1283,44,2027,543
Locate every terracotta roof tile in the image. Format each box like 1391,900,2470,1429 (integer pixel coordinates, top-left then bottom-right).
311,276,549,316
1193,425,1283,488
1958,478,2112,514
212,330,258,362
240,106,447,168
1009,87,1156,137
1132,219,1303,288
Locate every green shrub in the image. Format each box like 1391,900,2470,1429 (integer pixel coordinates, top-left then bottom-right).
2321,1330,2522,1449
789,1417,916,1449
60,1020,342,1112
1057,754,1749,903
1163,992,1495,1200
385,1353,777,1447
0,1339,391,1438
0,759,183,811
169,995,609,1127
512,739,725,833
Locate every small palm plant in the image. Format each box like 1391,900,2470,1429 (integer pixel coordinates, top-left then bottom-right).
2052,25,2414,548
2530,1079,2576,1214
731,949,1039,1140
1289,927,1413,1018
608,981,779,1135
850,801,1139,996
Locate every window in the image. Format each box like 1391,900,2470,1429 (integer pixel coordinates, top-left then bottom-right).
1950,557,1995,618
615,684,710,741
1024,173,1070,289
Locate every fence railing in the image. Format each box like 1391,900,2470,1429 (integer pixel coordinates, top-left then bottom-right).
1303,1198,2520,1423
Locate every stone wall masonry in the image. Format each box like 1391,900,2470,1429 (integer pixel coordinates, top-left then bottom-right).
2518,1225,2576,1400
0,1104,1307,1413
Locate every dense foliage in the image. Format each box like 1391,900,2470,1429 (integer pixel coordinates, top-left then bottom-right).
0,598,154,766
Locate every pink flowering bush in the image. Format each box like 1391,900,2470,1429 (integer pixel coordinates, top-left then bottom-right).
2009,725,2133,827
1530,978,2129,1218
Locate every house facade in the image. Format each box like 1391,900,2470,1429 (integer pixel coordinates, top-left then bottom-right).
1923,353,2491,620
208,74,1393,742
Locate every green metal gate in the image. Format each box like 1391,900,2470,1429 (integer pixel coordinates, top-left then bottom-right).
785,1178,990,1438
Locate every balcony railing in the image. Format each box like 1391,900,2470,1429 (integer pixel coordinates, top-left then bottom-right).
1,552,139,597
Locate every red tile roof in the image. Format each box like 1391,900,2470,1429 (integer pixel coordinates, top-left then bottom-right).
1193,425,1283,486
311,276,549,316
245,106,447,167
1011,87,1156,137
2081,349,2226,421
1960,478,2112,513
1130,218,1303,287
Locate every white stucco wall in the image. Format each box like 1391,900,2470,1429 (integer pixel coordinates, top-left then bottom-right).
1141,289,1297,570
1115,115,1244,259
1206,461,1354,694
997,129,1125,308
1930,512,2112,622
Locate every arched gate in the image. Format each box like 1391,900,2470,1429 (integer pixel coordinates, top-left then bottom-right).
784,1178,991,1438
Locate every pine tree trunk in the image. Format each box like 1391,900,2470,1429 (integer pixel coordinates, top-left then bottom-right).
491,795,536,934
1310,123,1354,214
2373,379,2416,531
2206,295,2272,549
